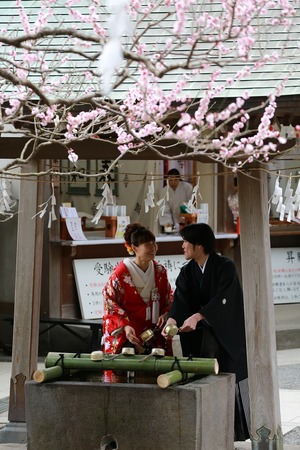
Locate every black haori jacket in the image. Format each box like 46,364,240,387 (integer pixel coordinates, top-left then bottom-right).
168,252,248,382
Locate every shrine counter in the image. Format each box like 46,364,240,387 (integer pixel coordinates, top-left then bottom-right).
58,232,238,255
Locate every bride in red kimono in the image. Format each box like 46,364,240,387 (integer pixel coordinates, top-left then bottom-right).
102,223,173,354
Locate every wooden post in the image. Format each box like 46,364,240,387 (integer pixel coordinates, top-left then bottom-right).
8,160,45,422
48,159,61,318
237,167,283,449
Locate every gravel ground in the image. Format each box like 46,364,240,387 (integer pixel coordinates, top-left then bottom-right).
278,364,300,389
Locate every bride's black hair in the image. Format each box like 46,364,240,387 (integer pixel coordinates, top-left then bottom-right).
124,223,155,247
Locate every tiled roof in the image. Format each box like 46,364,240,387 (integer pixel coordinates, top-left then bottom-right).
0,0,300,99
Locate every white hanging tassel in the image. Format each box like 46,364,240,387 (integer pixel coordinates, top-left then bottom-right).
279,203,285,221
145,305,151,321
152,301,159,324
0,176,16,221
91,201,105,225
270,175,282,205
294,179,300,218
91,182,114,225
144,174,155,213
151,287,160,324
186,174,202,212
32,182,57,228
0,177,15,213
269,174,285,222
49,183,57,227
276,196,283,213
282,174,297,222
286,209,293,222
156,179,170,219
284,174,293,198
295,178,300,196
103,182,114,204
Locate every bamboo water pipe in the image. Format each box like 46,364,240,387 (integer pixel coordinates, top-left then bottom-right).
33,366,64,383
45,352,219,375
157,370,196,388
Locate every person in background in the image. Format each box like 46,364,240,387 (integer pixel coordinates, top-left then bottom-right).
162,222,250,441
102,223,173,354
158,168,193,231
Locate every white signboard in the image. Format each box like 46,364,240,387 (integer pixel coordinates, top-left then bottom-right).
73,255,186,319
271,247,300,304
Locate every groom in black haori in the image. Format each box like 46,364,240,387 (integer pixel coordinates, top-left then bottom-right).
162,223,250,441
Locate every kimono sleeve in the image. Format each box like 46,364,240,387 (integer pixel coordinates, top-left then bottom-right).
102,270,131,335
167,263,193,325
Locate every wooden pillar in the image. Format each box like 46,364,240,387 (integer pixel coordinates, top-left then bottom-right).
8,160,45,422
48,160,61,318
237,167,283,449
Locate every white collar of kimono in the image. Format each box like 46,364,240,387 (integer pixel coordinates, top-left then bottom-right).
123,258,155,303
198,255,209,274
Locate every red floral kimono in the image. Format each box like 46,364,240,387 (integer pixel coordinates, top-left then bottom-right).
102,259,173,354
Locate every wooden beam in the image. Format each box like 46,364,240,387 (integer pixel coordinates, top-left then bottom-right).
0,135,296,165
0,137,211,162
8,160,45,422
237,167,283,448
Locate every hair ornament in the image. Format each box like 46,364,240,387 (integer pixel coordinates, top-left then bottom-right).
124,242,135,255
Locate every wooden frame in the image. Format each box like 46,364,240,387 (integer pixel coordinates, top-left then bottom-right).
67,160,90,195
